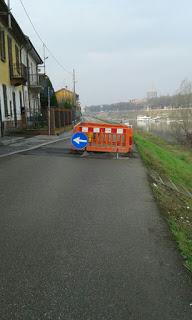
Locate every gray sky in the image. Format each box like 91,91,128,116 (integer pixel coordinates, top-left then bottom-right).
11,0,192,105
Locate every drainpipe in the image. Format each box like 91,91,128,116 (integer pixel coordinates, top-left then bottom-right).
25,41,33,123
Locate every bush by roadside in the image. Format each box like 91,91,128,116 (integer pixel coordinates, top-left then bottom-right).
134,130,192,272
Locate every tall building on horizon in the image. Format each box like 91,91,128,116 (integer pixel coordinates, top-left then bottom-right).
147,91,157,99
147,83,157,99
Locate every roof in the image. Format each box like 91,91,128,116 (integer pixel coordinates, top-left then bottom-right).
56,88,73,94
0,0,27,45
25,36,43,64
56,88,79,98
0,0,43,64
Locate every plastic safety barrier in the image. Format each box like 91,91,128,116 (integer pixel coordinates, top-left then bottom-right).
73,122,133,153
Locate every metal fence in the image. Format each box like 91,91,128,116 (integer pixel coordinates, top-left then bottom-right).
0,107,74,137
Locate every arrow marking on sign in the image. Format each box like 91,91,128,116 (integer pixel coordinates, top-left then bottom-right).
73,137,88,145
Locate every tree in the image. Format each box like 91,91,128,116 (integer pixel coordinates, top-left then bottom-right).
171,79,192,146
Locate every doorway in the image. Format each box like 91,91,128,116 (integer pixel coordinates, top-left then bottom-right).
12,92,17,128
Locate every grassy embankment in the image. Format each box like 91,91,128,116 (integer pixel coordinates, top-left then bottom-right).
134,130,192,272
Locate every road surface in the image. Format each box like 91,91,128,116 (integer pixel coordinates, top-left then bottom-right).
0,137,192,320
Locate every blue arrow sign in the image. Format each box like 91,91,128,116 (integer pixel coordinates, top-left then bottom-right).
71,132,88,149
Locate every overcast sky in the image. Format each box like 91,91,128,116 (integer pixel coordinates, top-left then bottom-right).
11,0,192,105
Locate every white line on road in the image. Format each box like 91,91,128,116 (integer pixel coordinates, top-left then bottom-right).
0,135,71,159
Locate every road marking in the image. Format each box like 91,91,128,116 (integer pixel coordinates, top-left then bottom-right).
0,135,71,159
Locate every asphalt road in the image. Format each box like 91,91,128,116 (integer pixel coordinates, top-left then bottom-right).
0,137,192,320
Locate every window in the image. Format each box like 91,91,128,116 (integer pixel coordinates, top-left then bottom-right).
19,91,23,113
9,101,12,117
7,36,12,67
0,29,6,62
15,45,20,73
2,85,8,117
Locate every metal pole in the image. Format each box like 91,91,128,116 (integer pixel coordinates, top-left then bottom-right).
48,87,51,135
7,0,11,29
43,43,46,75
73,69,76,124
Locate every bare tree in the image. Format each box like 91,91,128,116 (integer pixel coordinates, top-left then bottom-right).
171,79,192,146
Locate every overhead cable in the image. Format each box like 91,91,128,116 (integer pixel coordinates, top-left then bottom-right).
18,0,73,76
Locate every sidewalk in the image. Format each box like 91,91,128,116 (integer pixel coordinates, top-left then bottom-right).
0,131,72,157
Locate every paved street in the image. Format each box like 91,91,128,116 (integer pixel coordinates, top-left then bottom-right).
0,131,72,157
0,137,192,320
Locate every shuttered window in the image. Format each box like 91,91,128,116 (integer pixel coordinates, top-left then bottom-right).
0,29,6,62
15,45,20,73
2,85,8,117
19,91,23,112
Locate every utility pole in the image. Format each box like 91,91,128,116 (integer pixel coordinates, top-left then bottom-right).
73,69,76,124
48,87,51,136
7,0,11,28
73,69,76,105
43,44,48,75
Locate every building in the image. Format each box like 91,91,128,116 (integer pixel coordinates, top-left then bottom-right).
56,87,75,108
55,87,81,122
0,0,43,135
147,91,158,100
22,37,43,123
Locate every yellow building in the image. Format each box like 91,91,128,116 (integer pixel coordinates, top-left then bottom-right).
55,87,81,122
0,0,27,131
56,88,75,108
0,0,43,135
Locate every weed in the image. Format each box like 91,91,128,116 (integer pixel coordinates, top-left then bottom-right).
135,130,192,272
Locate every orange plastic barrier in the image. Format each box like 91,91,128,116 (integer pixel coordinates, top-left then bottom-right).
73,122,133,153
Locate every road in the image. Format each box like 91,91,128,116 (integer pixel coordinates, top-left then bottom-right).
81,115,106,123
0,137,192,320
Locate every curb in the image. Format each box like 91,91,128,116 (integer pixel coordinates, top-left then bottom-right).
0,135,71,159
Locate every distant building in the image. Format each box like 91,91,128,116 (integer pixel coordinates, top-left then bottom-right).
56,88,75,108
147,91,157,100
55,88,81,122
130,99,147,105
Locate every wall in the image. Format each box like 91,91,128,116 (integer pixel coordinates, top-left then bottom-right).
0,21,23,126
28,54,40,116
56,89,74,107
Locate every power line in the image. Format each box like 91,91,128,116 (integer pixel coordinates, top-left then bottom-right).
18,0,73,76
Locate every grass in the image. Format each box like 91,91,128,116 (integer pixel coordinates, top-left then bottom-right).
134,131,192,190
134,130,192,272
169,219,192,271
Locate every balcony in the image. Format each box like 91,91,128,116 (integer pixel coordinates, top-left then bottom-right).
28,74,42,92
10,63,27,86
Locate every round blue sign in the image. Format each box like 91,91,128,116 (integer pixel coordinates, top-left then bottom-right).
71,132,88,150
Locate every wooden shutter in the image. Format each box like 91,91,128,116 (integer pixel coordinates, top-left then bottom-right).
2,85,8,117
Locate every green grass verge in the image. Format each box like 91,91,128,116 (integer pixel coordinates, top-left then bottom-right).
134,131,192,190
134,130,192,272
